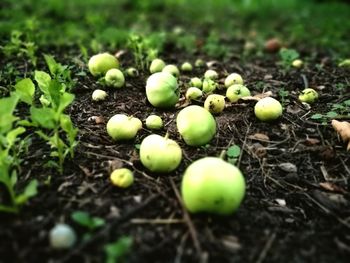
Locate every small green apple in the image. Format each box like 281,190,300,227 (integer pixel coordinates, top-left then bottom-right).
110,168,134,188
195,58,205,67
185,87,203,101
189,77,202,89
181,157,246,215
150,58,166,73
226,84,251,102
298,88,318,104
125,67,138,77
88,53,119,77
162,64,180,78
202,79,217,93
145,115,163,130
140,134,182,173
105,69,125,88
106,114,142,140
181,62,193,72
204,69,218,80
176,105,216,146
49,224,77,249
254,97,283,121
224,73,244,88
146,72,179,108
204,94,225,114
92,89,108,101
292,59,303,68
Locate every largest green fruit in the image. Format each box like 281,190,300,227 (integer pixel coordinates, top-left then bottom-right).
181,157,245,215
176,105,216,146
145,72,179,108
88,53,119,76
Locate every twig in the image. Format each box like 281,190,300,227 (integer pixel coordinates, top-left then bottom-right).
255,231,276,263
169,178,205,262
237,123,251,168
130,218,185,224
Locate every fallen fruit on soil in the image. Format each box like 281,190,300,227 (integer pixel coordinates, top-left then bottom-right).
88,53,119,76
202,78,217,93
145,72,179,108
292,59,303,68
185,87,203,101
226,84,251,102
125,67,138,77
105,69,125,88
298,88,319,104
145,115,163,130
106,114,142,140
176,105,216,146
224,73,244,88
204,94,225,114
181,62,193,72
195,58,205,67
150,58,166,73
204,69,218,80
181,157,246,215
49,224,77,249
189,77,202,89
254,97,283,121
110,168,134,188
264,38,282,53
92,89,108,101
140,134,182,173
162,64,180,78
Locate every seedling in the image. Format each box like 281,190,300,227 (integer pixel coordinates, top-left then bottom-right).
181,157,245,215
110,168,134,188
71,211,105,231
226,145,241,165
189,77,202,89
145,115,163,130
299,88,318,104
254,97,283,121
140,134,182,173
104,236,132,263
105,68,125,88
106,114,142,141
150,58,166,73
204,94,225,114
185,87,203,101
181,62,193,72
204,69,218,80
176,105,216,146
279,48,300,69
88,53,119,76
92,89,108,101
145,72,179,108
226,84,251,102
49,224,77,249
162,64,180,78
224,73,244,88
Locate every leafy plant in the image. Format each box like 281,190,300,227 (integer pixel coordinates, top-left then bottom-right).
71,211,105,231
104,236,133,263
310,99,350,123
278,87,290,106
279,48,299,69
226,145,241,165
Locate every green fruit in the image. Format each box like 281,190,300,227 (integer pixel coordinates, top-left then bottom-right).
162,64,180,78
105,69,125,88
204,94,225,114
88,53,119,76
189,77,202,89
181,62,193,72
224,73,243,88
195,59,205,67
226,84,251,102
92,89,108,101
185,87,203,101
254,97,283,121
146,72,179,108
181,157,245,215
140,134,182,173
125,67,138,77
202,79,217,93
292,59,303,68
150,58,166,73
49,224,77,249
204,69,218,80
110,168,134,188
176,105,216,146
106,114,142,140
145,115,163,130
298,88,318,104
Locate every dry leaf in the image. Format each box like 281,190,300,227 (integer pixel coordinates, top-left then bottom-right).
240,91,273,101
248,133,270,142
331,120,350,150
319,182,347,194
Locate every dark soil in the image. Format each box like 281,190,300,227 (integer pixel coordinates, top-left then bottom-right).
0,48,350,263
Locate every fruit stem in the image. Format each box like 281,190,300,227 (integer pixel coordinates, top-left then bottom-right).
164,132,169,140
219,150,226,160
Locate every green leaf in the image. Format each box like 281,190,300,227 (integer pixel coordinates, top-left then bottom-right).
0,95,19,133
34,70,51,94
30,107,56,129
6,127,25,149
44,54,60,76
326,111,338,118
104,236,133,263
310,113,324,120
71,211,105,230
14,78,35,105
57,92,75,115
226,145,241,158
15,179,38,205
48,79,62,108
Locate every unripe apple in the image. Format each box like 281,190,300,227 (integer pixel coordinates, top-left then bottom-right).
140,134,182,173
189,77,202,89
195,59,205,68
88,53,119,76
162,64,180,78
181,62,193,72
110,168,134,188
292,59,303,68
185,87,203,101
150,58,166,73
146,72,179,108
125,67,138,77
298,88,318,104
202,79,217,93
105,69,125,88
226,84,251,102
181,157,245,215
204,94,225,114
224,73,244,88
49,224,77,249
145,115,163,130
254,97,283,121
92,89,108,101
176,105,216,146
204,69,218,80
106,114,142,140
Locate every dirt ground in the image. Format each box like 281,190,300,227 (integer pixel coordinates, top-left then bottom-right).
0,47,349,263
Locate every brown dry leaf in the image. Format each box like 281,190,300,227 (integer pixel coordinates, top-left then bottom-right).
248,142,267,158
319,182,347,194
304,138,320,146
248,133,270,142
331,120,350,150
240,91,273,101
88,116,105,124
